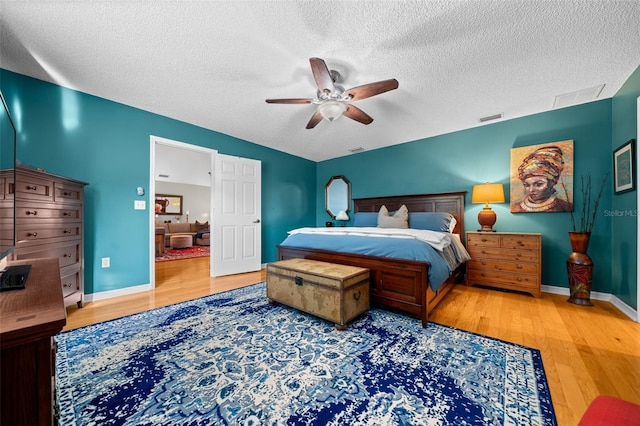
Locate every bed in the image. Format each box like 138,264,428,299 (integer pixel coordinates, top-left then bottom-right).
277,191,467,327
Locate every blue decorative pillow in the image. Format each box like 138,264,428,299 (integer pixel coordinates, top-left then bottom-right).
409,212,456,232
353,212,378,227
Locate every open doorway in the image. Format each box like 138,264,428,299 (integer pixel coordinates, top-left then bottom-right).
149,136,216,289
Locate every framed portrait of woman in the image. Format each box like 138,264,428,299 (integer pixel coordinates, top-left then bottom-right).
510,140,574,213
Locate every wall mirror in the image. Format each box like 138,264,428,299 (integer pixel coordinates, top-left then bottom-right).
325,175,351,219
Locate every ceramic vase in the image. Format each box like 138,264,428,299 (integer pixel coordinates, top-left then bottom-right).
566,231,594,306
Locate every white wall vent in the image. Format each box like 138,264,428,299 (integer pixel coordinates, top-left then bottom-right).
479,113,503,123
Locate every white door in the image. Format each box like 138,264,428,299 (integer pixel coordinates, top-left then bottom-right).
212,154,262,277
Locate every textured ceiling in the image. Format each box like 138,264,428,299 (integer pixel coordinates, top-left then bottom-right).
1,1,639,161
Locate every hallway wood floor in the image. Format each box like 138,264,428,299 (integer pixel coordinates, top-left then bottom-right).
65,256,640,426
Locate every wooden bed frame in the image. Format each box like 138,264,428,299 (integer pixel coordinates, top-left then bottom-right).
277,191,467,327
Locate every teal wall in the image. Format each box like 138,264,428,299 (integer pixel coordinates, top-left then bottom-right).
318,100,615,292
611,64,640,308
0,69,317,295
4,66,638,310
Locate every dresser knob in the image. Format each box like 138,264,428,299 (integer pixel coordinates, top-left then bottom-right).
63,282,72,288
63,253,71,258
25,185,37,191
63,212,72,216
63,230,72,234
25,210,37,215
27,232,38,237
63,191,72,196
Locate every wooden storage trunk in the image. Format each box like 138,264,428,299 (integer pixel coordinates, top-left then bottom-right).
266,258,370,330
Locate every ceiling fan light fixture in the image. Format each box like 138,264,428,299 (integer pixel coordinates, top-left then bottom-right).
317,100,347,122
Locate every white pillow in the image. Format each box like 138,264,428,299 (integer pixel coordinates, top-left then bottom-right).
377,204,409,228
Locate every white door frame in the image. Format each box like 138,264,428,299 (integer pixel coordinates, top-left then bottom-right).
637,96,639,322
149,136,217,289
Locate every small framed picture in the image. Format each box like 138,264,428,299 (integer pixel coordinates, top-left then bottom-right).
613,139,636,194
154,194,183,215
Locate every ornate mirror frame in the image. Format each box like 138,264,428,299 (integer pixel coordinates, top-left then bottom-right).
325,175,351,219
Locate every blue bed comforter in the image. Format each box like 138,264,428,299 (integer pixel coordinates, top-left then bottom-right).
279,233,453,291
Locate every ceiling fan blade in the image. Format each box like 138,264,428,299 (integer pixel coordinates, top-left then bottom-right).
309,57,335,94
305,111,323,129
345,79,399,102
343,104,374,125
265,98,313,104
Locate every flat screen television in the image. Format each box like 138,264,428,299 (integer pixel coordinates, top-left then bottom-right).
0,89,30,291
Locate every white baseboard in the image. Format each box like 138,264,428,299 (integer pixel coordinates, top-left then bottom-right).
85,283,153,303
542,285,638,322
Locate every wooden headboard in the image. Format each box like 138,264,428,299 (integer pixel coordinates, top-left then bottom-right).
353,191,466,235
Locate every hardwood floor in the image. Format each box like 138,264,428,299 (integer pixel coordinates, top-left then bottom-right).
65,257,265,330
65,258,640,426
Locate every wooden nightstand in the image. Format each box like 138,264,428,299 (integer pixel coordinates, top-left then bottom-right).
466,231,541,297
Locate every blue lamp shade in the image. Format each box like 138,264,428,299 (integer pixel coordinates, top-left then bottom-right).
472,183,505,231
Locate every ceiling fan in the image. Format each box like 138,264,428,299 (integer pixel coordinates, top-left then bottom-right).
266,57,399,129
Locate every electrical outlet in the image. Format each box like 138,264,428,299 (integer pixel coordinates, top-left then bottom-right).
134,200,146,210
101,257,110,268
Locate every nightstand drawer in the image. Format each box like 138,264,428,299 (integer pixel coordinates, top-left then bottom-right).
466,233,501,247
467,259,538,275
501,235,540,250
467,246,539,263
467,269,539,290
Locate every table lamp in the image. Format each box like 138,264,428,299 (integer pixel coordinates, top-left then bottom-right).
471,183,505,231
335,210,349,227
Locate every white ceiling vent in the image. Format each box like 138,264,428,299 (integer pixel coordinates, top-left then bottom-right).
553,84,605,108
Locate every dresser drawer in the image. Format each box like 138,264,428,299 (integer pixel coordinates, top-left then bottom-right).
54,181,84,204
16,223,82,244
14,174,54,203
14,241,81,269
16,202,82,222
60,266,81,299
466,233,501,247
500,235,540,250
467,269,539,290
467,246,539,263
467,259,538,275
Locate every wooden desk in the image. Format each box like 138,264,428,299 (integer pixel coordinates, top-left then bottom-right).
1,258,66,426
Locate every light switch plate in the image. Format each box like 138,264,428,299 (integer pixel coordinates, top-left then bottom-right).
134,200,146,210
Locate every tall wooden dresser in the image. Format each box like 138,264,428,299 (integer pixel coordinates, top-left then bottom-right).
12,166,88,307
466,231,542,298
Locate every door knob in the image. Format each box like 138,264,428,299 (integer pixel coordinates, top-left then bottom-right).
253,219,261,223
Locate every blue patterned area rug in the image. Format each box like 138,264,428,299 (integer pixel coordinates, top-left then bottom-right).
56,283,556,425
